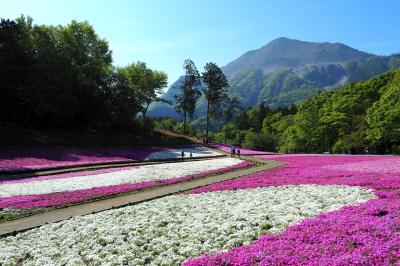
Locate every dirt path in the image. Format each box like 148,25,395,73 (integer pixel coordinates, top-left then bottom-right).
0,156,282,236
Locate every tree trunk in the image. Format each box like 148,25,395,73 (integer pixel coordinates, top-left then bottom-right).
206,101,210,139
183,112,187,134
142,102,150,119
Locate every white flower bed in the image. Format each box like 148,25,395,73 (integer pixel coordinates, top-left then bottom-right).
0,185,374,265
0,158,242,197
145,146,222,160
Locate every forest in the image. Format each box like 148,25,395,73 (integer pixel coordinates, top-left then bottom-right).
206,69,400,154
2,16,400,154
0,16,167,134
156,68,400,154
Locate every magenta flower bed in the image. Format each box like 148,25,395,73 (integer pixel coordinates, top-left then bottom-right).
209,142,276,155
0,166,137,184
0,161,255,208
185,155,400,265
0,147,164,173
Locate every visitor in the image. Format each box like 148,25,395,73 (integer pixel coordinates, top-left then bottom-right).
237,149,240,158
230,145,234,158
181,151,185,159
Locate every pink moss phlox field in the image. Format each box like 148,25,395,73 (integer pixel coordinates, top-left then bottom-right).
0,166,138,184
209,142,276,155
185,155,400,265
0,147,164,173
0,161,254,208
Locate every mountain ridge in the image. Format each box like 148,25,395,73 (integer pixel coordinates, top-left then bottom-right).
221,37,374,77
149,37,400,122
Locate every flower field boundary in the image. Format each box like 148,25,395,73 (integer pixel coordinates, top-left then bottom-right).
0,153,226,181
0,159,254,222
0,156,283,236
0,160,253,209
184,154,400,265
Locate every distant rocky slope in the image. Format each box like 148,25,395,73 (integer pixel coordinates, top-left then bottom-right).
149,37,400,120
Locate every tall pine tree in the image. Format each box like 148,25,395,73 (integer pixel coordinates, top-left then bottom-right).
174,59,201,134
202,62,229,138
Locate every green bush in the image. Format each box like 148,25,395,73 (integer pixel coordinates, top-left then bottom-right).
242,130,278,151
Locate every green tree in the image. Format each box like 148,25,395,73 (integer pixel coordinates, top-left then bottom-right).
255,102,270,132
246,108,259,129
119,62,168,118
0,15,170,135
106,69,139,127
280,125,307,153
243,129,277,151
367,73,400,151
237,109,250,130
174,59,201,134
224,96,241,123
57,20,112,125
221,122,237,144
202,62,229,138
156,118,176,131
262,112,283,135
0,16,35,125
142,70,169,117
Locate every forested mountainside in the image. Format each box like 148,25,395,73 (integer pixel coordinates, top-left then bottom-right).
149,38,400,123
212,68,400,154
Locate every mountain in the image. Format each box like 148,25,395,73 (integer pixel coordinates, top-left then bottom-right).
257,69,321,109
148,37,400,122
222,37,373,77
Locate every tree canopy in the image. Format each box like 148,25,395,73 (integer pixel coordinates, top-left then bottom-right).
0,16,167,133
202,62,229,138
174,59,201,133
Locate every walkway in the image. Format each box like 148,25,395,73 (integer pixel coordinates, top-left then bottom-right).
0,156,283,236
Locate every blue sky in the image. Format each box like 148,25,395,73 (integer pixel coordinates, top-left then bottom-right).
1,0,400,86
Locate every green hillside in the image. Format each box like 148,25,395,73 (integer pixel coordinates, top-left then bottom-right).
213,68,400,154
148,38,400,126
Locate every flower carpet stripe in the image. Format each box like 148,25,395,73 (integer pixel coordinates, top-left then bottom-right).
0,158,243,198
184,155,400,265
0,160,253,208
0,185,373,265
0,147,160,173
0,166,138,184
0,146,221,173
